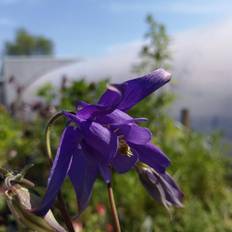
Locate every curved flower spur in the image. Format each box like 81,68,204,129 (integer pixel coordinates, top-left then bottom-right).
34,68,183,225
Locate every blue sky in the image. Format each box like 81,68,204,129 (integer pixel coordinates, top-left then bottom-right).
0,0,232,57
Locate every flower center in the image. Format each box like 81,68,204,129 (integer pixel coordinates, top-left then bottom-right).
119,138,133,157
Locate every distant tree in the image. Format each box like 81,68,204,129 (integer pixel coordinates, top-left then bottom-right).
133,14,171,73
4,29,54,55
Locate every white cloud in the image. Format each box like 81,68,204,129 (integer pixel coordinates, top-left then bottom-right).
171,19,232,117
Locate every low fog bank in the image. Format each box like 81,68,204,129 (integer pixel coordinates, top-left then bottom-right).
24,20,232,138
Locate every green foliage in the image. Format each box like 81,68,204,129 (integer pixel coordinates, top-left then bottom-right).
0,106,21,167
4,28,54,55
37,83,56,105
59,78,108,110
133,14,171,73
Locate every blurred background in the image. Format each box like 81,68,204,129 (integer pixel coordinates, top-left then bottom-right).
0,0,232,231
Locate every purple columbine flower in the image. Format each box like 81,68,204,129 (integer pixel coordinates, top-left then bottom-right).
35,68,183,216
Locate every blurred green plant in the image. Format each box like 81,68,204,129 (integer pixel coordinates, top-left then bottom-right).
133,14,171,73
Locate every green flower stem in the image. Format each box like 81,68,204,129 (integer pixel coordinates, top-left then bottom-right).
45,111,75,232
45,112,64,163
107,183,121,232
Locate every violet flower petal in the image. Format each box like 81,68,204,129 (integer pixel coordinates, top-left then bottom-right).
77,85,122,120
112,152,138,173
99,164,112,183
63,111,82,124
96,109,133,124
96,108,148,126
76,100,89,111
77,105,113,120
69,150,99,214
112,69,171,111
137,168,164,205
158,172,184,206
98,84,122,106
80,121,118,163
131,143,170,173
35,126,81,216
111,123,152,145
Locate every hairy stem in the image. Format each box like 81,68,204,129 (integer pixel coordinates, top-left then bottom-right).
107,183,121,232
45,111,75,232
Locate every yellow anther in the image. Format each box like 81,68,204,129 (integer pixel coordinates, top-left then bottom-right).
119,138,133,157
